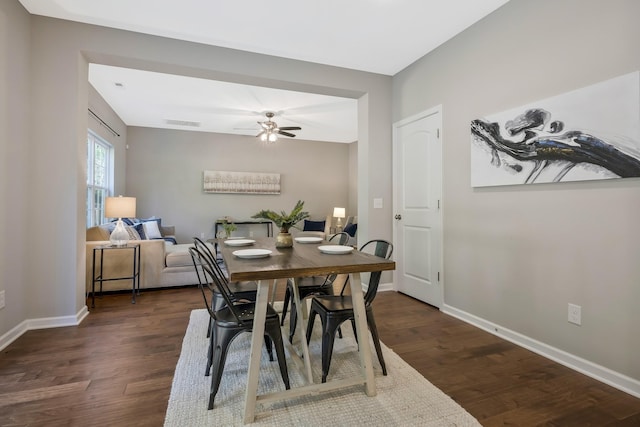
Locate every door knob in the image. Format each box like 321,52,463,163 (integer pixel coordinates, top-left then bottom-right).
394,214,402,220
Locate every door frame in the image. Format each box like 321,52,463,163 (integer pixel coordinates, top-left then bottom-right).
392,105,444,306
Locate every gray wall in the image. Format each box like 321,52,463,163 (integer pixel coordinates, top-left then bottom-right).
393,0,640,382
125,127,351,243
4,0,636,395
0,0,30,338
0,1,391,341
88,85,127,195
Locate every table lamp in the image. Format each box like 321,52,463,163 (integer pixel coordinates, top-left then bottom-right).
333,207,345,232
105,196,136,247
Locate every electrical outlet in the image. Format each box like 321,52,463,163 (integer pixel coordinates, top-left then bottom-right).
249,231,254,237
568,303,581,325
0,290,5,309
200,232,205,239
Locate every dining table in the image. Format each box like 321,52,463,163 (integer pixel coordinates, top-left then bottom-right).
218,236,396,424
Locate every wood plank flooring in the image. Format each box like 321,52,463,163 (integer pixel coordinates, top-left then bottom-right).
1,286,639,426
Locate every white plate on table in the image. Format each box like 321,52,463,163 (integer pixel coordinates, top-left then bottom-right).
233,249,272,259
294,236,323,244
318,245,354,255
224,239,255,247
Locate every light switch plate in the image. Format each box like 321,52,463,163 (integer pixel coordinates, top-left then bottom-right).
568,303,581,325
373,198,383,209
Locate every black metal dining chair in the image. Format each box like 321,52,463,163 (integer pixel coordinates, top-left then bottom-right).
281,231,350,342
193,237,258,338
189,246,290,409
305,239,393,383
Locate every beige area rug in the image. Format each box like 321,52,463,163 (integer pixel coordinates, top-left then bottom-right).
164,308,481,426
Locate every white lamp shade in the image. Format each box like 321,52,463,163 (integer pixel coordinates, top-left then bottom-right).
105,196,136,219
333,207,345,218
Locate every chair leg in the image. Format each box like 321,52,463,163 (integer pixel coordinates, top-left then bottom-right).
366,311,387,375
350,318,358,344
205,328,214,376
208,327,242,410
305,306,317,344
267,322,290,390
320,317,340,383
281,286,291,326
288,299,298,343
208,342,225,410
264,334,274,361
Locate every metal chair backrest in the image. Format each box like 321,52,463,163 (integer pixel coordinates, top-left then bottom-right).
330,232,350,246
189,246,217,318
358,239,393,306
323,232,351,284
193,237,229,279
193,237,215,262
189,246,245,325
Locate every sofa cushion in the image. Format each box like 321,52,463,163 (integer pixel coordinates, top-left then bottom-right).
303,219,325,232
142,216,162,228
126,226,141,240
344,223,357,237
143,220,163,239
165,244,195,267
134,222,146,239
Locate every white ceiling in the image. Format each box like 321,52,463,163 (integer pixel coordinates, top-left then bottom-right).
88,64,360,143
19,0,510,143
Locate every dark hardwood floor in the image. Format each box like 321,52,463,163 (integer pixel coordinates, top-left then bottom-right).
1,285,639,426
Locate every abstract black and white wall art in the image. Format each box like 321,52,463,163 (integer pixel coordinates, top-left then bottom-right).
471,71,640,187
203,170,281,194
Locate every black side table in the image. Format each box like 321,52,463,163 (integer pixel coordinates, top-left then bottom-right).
91,243,141,308
214,219,273,238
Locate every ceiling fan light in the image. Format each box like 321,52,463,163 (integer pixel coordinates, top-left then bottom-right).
260,133,268,142
268,132,278,142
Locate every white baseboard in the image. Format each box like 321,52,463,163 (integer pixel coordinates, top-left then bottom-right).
377,282,394,292
0,305,90,352
442,303,640,399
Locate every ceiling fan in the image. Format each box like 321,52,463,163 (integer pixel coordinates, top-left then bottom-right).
256,112,301,142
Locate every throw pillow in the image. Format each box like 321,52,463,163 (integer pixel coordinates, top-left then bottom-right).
344,223,357,237
103,222,116,234
134,223,146,240
303,219,325,232
125,226,141,240
143,220,162,239
142,216,162,229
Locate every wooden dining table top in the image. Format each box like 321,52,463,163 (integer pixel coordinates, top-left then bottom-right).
218,237,395,282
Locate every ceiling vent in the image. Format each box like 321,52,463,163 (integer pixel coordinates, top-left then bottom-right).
165,119,201,127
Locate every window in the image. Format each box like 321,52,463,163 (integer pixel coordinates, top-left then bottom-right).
86,131,113,227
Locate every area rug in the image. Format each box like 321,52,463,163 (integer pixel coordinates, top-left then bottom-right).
164,308,481,426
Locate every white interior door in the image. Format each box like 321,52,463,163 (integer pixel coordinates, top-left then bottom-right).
392,107,442,307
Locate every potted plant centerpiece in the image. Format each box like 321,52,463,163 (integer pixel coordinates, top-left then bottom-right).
221,219,237,239
252,200,309,248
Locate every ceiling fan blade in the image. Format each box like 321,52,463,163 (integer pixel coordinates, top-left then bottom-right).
256,130,265,137
278,130,296,138
259,121,270,130
278,126,302,131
